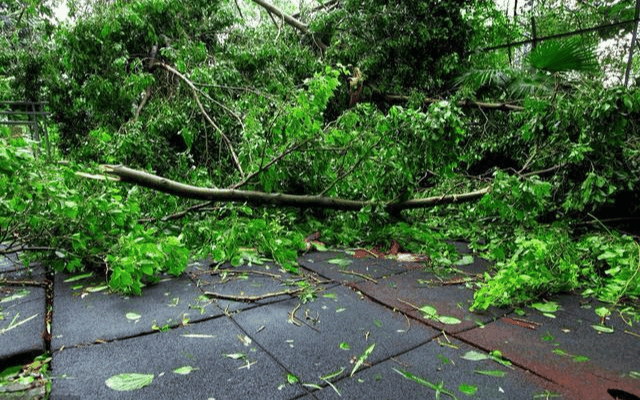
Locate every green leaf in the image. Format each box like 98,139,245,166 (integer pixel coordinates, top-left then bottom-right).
287,373,299,384
320,367,345,380
1,289,30,303
572,355,590,362
173,365,197,375
339,342,351,350
456,255,474,266
351,343,375,377
125,312,141,321
419,305,438,317
105,373,153,391
458,383,478,395
461,351,489,361
474,369,506,377
591,324,614,333
530,302,559,313
437,315,462,325
552,349,568,356
328,258,352,267
64,272,94,283
393,368,459,399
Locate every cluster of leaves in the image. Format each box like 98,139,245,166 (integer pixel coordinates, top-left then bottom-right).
311,0,475,93
0,126,187,294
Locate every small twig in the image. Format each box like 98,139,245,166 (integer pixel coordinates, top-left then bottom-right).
0,279,49,288
624,330,640,339
0,246,56,255
396,298,420,309
339,270,378,283
318,137,383,196
510,317,543,326
288,302,302,326
154,62,244,177
587,213,612,235
233,0,244,19
403,313,411,333
232,138,312,189
204,288,304,302
138,201,216,223
517,146,537,174
201,268,282,279
419,277,477,286
194,86,244,129
521,163,566,178
352,248,379,258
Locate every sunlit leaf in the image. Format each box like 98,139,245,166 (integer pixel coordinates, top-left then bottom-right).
461,351,488,361
438,315,462,325
105,373,153,391
530,302,559,313
458,383,478,395
173,365,197,375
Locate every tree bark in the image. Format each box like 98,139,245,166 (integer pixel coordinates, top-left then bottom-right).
101,165,491,212
248,0,309,34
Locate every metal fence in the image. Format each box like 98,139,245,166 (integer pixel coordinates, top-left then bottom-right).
0,100,50,159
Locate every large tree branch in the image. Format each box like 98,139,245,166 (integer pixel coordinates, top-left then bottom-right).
249,0,309,33
247,0,327,50
100,165,491,212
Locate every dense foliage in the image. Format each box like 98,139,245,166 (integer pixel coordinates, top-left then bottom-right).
1,0,638,319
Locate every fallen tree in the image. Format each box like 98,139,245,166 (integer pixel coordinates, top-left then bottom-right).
96,164,492,212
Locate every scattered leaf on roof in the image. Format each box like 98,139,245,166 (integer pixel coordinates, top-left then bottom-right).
327,258,352,267
474,369,506,377
351,343,375,376
438,315,462,325
287,373,299,384
86,285,108,292
591,324,614,333
0,289,30,303
173,365,198,375
461,351,489,361
125,313,141,321
530,302,559,313
63,272,94,283
455,255,474,266
459,383,478,395
105,373,153,391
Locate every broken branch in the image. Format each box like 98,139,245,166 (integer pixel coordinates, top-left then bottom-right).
100,164,492,212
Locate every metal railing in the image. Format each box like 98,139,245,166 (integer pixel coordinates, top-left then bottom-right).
0,100,50,159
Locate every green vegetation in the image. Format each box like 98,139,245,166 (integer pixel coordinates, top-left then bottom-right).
0,0,638,320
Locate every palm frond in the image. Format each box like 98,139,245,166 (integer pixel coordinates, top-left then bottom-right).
527,37,599,73
453,68,511,89
506,74,554,99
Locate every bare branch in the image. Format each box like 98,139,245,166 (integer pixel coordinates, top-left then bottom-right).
247,0,327,50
